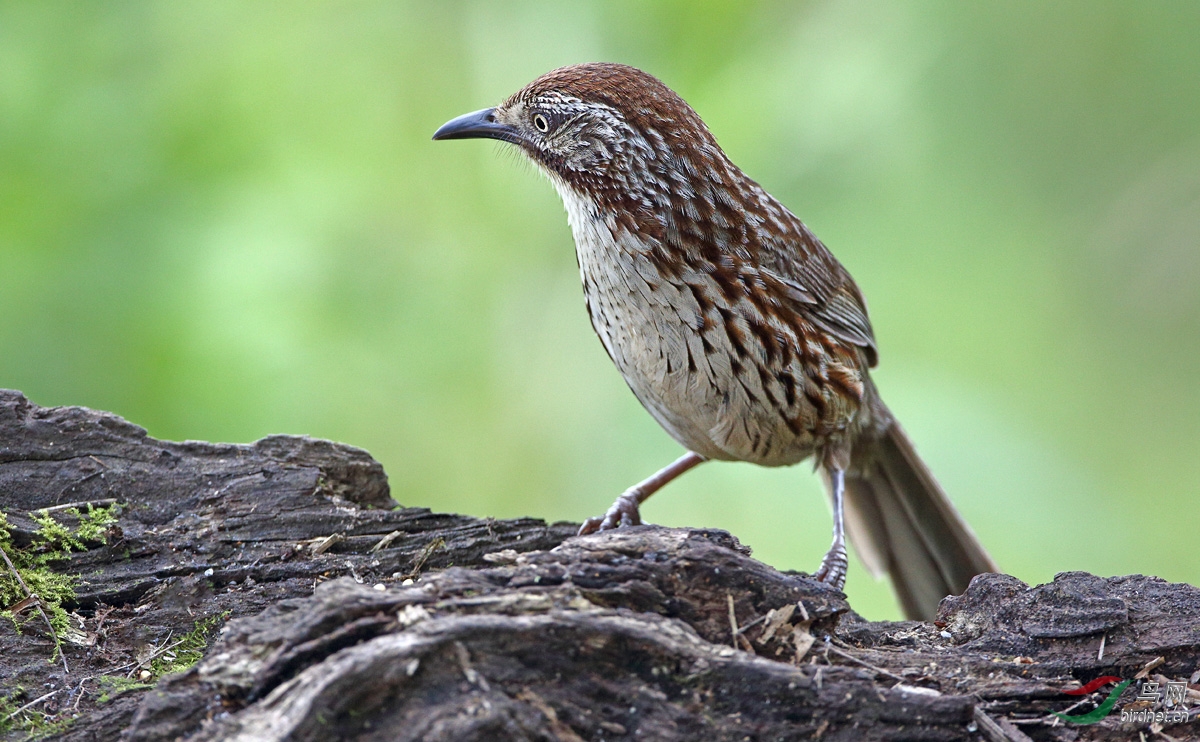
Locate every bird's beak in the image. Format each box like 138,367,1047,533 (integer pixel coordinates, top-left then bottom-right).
432,107,521,144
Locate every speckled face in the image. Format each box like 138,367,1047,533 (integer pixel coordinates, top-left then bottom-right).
493,92,636,179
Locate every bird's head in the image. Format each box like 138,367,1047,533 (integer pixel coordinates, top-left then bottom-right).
433,63,727,214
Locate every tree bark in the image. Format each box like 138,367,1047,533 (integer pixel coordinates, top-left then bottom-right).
0,390,1196,741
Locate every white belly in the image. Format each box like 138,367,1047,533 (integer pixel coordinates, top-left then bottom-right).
555,181,819,466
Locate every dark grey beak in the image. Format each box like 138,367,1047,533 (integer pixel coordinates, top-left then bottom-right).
432,107,521,144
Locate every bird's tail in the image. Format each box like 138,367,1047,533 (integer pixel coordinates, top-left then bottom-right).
840,409,996,620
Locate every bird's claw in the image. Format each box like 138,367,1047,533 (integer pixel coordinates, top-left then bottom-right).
813,546,848,591
576,490,642,536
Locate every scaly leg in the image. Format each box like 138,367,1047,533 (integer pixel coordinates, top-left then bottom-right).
813,468,848,590
577,452,707,536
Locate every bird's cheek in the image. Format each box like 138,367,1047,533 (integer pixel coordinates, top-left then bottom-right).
571,140,613,173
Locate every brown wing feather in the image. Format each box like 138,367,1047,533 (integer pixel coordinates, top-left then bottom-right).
758,222,878,367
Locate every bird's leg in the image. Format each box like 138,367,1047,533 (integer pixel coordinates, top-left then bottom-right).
813,468,848,590
578,452,707,536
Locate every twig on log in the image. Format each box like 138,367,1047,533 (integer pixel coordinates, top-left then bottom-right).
31,498,117,517
823,642,905,684
1136,656,1166,678
128,635,189,678
309,533,344,556
4,688,63,722
726,592,739,649
0,543,68,673
973,707,1035,742
399,537,445,580
369,530,402,552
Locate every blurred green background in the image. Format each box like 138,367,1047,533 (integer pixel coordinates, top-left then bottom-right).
1,1,1197,619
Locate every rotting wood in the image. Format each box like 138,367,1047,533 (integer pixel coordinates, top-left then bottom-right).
1,389,1198,741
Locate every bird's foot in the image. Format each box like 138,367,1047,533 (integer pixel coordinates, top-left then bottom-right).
813,543,848,591
577,489,643,536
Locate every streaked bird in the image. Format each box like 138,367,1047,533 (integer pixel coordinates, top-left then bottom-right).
434,63,995,619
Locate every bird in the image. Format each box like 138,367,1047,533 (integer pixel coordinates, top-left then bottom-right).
433,63,996,620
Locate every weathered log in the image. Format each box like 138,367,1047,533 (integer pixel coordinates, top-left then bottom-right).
0,390,1196,741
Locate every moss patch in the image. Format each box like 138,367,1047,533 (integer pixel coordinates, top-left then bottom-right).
151,612,229,677
0,505,119,654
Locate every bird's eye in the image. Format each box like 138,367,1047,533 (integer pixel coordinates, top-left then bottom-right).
532,113,550,133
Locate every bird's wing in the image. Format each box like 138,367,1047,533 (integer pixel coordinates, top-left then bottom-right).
758,227,878,367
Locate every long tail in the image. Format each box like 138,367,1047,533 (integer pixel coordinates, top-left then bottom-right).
840,409,996,620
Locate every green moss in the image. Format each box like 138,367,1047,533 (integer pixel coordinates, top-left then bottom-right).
0,505,119,658
22,712,74,740
71,505,118,544
150,612,229,677
29,513,83,558
95,676,153,703
87,612,227,711
0,687,76,739
0,690,15,735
